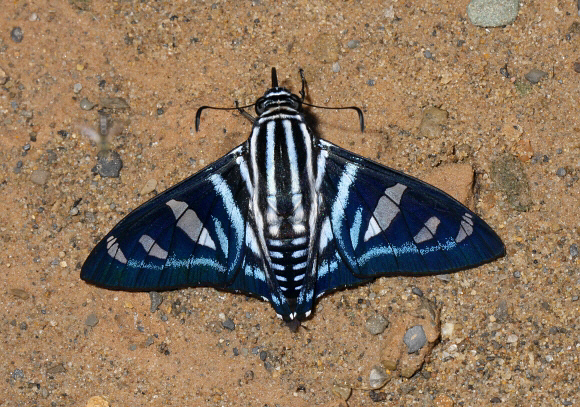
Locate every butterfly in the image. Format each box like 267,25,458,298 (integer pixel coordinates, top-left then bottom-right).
81,68,505,326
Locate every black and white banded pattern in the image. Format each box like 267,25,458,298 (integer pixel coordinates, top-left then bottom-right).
81,68,505,324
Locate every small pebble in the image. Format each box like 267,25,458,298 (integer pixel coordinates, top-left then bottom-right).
12,369,25,380
433,394,454,407
80,97,96,110
85,396,110,407
30,169,50,185
222,318,235,331
411,287,423,297
365,314,389,335
70,207,80,216
47,364,66,374
369,365,389,389
513,270,521,278
11,27,24,43
332,62,340,73
525,68,548,84
73,83,83,94
506,334,518,343
94,150,123,178
21,110,33,119
437,274,451,283
570,244,578,258
347,40,360,49
331,383,352,401
424,50,433,59
100,97,130,109
29,13,39,21
0,66,8,85
467,0,520,27
85,313,99,327
441,322,454,340
556,167,567,177
140,179,158,195
149,292,163,312
8,288,30,300
403,325,427,353
259,350,267,361
369,390,388,402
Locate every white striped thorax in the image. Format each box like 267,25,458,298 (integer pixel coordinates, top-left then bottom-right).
248,70,319,310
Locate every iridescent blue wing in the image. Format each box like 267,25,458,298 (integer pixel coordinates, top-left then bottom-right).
308,139,505,301
81,143,283,311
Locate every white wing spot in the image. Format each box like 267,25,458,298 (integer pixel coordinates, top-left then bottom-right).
166,199,188,219
413,216,441,244
167,199,216,249
139,234,168,260
106,236,127,264
456,213,474,243
385,183,407,204
364,183,407,242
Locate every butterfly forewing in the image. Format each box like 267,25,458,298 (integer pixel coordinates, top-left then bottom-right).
317,139,504,281
82,144,250,290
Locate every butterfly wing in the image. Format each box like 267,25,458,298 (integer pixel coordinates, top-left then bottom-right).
81,143,283,311
309,139,505,300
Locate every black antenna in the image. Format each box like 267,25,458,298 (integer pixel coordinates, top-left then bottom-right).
302,101,365,133
271,67,279,88
298,68,364,132
195,102,256,132
195,68,365,133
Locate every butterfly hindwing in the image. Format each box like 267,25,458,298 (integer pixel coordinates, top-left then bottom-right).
312,139,504,296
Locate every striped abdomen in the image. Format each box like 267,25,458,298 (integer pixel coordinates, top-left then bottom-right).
249,107,317,304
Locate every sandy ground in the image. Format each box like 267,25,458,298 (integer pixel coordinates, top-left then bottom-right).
1,1,579,406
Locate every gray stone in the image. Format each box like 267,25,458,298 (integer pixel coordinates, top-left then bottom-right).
85,313,99,327
94,150,123,178
80,97,96,110
403,325,427,353
30,169,50,185
366,314,389,335
11,27,23,42
369,365,389,389
525,68,548,84
100,97,130,109
467,0,519,27
222,318,235,331
149,291,163,312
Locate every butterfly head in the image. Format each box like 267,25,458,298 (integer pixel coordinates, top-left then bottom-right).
255,68,303,116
